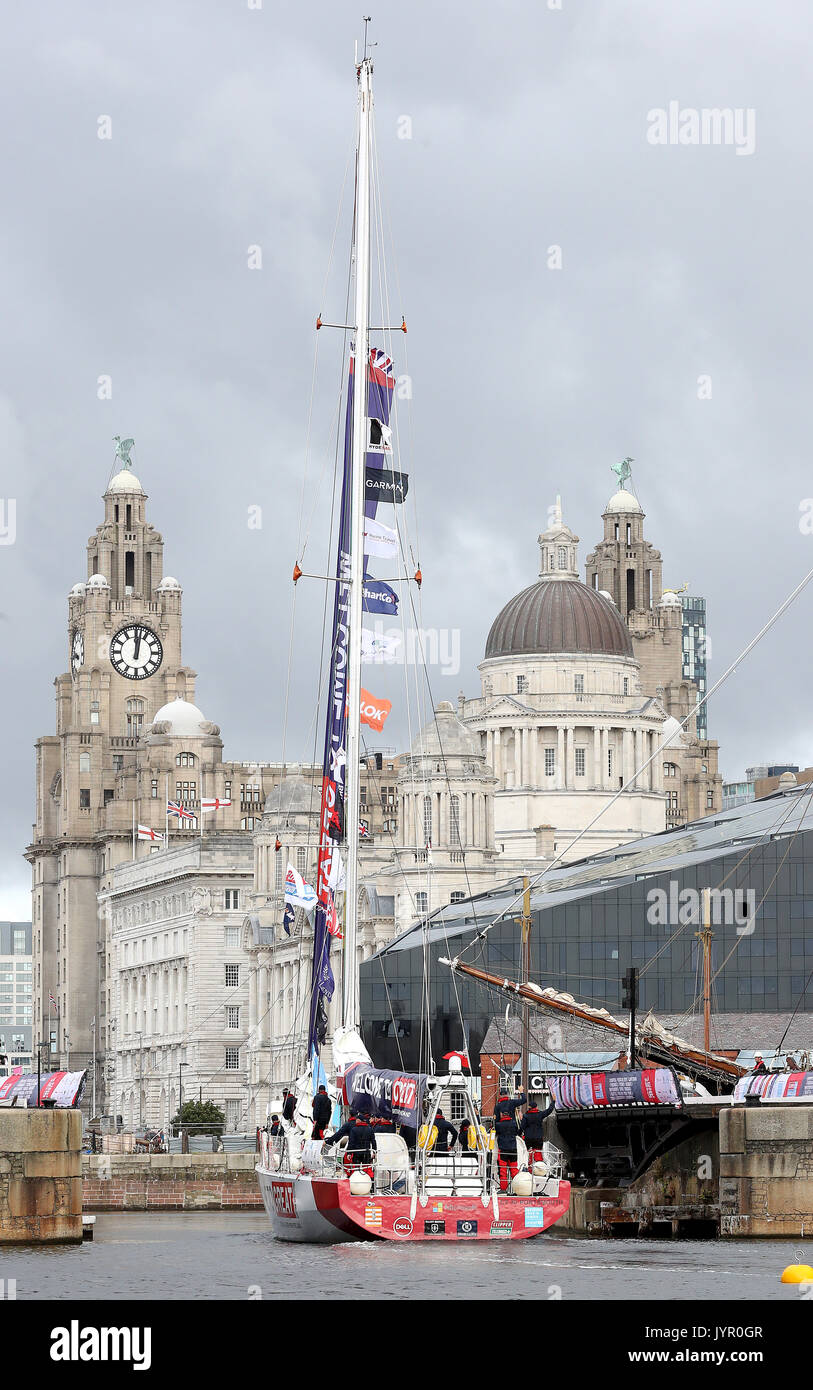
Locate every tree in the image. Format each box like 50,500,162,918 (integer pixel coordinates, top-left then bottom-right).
170,1099,225,1137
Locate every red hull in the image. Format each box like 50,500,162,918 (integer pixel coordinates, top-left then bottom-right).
310,1176,571,1242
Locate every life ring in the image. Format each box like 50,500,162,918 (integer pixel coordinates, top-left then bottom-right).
418,1123,438,1151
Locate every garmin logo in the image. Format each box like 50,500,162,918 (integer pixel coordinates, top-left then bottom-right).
50,1321,151,1371
646,102,756,156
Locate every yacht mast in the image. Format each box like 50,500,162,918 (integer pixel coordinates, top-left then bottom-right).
342,47,373,1032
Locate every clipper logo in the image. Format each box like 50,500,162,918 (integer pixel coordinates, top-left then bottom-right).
271,1180,297,1218
50,1322,151,1371
490,1221,513,1237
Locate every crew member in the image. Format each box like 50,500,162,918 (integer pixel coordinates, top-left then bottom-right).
311,1084,332,1141
432,1107,458,1152
494,1088,526,1123
267,1113,283,1138
373,1113,396,1134
520,1093,555,1166
494,1108,522,1192
324,1111,377,1177
752,1054,767,1074
282,1087,297,1123
458,1117,476,1151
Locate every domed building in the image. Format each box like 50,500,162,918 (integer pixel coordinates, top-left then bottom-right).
460,501,668,860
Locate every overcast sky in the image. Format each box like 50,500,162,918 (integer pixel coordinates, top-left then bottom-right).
3,0,813,917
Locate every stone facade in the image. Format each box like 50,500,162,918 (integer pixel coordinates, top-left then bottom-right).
0,1109,83,1243
585,480,722,826
719,1104,813,1237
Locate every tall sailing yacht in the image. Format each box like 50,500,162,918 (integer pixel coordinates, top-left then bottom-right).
255,35,570,1243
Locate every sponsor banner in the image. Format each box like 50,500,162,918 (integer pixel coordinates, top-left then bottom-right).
362,578,399,617
549,1067,681,1110
343,1064,426,1127
733,1070,813,1101
364,467,408,503
424,1219,445,1235
0,1069,87,1107
392,1217,413,1237
490,1221,513,1237
456,1219,478,1238
524,1207,547,1228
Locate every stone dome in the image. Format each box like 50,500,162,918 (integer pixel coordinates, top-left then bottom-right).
69,582,86,596
605,488,641,514
156,576,181,591
659,590,682,608
485,578,633,659
264,772,316,815
151,697,208,736
107,468,144,494
86,573,110,589
410,703,481,759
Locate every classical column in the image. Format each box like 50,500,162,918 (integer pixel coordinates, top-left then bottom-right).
565,726,575,786
601,727,609,788
530,726,538,787
623,729,634,786
592,726,601,788
493,728,502,783
556,727,565,789
634,728,645,789
249,960,257,1035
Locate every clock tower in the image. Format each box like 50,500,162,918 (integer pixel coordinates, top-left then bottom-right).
27,449,198,1096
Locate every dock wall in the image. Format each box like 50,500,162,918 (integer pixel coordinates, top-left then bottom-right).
720,1105,813,1237
0,1109,83,1243
82,1153,264,1210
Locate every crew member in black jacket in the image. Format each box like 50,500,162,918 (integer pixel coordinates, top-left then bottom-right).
281,1088,296,1123
519,1093,555,1165
311,1085,332,1140
324,1112,377,1174
494,1109,522,1192
431,1107,458,1152
494,1089,526,1122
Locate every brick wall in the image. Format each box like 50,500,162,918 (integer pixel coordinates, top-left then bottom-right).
83,1152,263,1210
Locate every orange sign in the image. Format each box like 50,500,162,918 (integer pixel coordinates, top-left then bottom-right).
359,688,392,731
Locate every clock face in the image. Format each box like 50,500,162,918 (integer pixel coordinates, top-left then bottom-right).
109,623,163,680
70,628,84,678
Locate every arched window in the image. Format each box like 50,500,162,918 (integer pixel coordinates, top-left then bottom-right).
241,816,256,830
557,546,567,570
126,698,144,736
79,752,91,773
664,762,677,778
422,796,432,848
176,751,196,767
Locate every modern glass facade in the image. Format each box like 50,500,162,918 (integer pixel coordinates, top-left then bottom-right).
360,787,813,1072
681,595,708,739
0,921,33,1072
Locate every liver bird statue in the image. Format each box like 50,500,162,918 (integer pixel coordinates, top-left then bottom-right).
113,436,135,468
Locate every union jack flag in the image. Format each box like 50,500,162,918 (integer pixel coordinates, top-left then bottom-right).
167,800,195,820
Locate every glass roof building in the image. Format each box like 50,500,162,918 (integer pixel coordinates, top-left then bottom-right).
360,783,813,1073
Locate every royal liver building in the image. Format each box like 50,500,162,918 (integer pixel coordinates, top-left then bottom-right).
27,451,719,1128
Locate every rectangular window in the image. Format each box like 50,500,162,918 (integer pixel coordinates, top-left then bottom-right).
275,855,283,891
575,748,586,776
415,892,428,913
224,780,232,800
574,674,584,694
422,796,432,847
112,754,124,772
79,788,90,808
608,748,614,777
151,779,159,798
623,678,629,695
517,675,527,694
450,795,461,847
544,747,555,776
225,925,239,950
450,891,465,904
296,847,307,876
225,1047,239,1070
225,1098,241,1131
226,1006,240,1030
225,889,240,910
225,964,239,988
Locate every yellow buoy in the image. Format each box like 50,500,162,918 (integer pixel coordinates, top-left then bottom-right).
780,1264,813,1284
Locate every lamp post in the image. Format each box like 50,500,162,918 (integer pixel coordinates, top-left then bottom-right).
178,1060,189,1149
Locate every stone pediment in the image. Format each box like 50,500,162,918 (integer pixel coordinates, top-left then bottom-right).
476,695,531,718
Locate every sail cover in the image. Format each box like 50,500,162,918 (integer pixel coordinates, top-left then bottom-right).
549,1067,681,1110
342,1063,426,1127
307,346,396,1055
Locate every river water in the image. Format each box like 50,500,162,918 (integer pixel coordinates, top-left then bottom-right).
1,1212,808,1300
